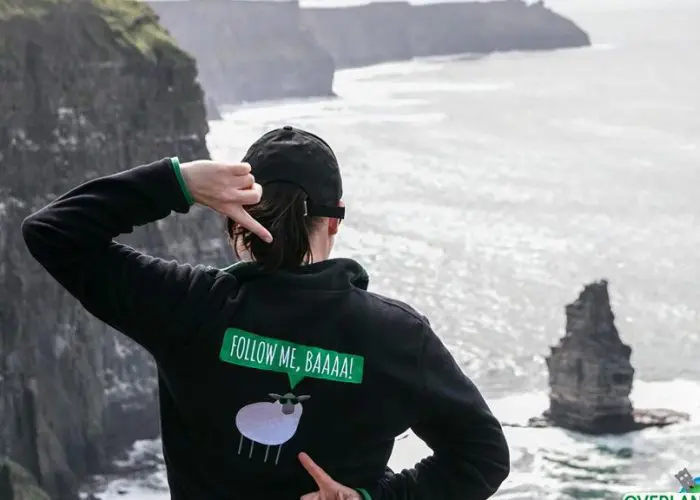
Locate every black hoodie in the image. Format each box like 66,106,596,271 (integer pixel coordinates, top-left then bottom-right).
22,158,510,500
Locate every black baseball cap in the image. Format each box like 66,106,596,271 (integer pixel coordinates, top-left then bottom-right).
242,125,345,219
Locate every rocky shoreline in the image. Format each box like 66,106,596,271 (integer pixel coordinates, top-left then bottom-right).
505,408,690,432
78,440,167,500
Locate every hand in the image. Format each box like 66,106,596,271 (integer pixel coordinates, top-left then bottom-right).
298,452,362,500
180,160,272,243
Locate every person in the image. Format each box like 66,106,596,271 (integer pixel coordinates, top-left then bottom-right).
22,125,510,500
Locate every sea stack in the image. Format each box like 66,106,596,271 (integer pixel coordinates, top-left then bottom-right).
528,280,688,434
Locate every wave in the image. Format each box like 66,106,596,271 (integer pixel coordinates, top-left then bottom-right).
83,379,698,500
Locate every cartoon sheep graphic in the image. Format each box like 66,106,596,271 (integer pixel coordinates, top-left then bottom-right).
235,392,311,465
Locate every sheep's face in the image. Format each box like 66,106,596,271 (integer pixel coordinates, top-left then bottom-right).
269,392,311,415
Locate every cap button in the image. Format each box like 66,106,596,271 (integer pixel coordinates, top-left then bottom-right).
282,125,293,131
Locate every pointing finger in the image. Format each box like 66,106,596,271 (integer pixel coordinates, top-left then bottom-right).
227,205,272,243
300,493,319,500
298,452,334,489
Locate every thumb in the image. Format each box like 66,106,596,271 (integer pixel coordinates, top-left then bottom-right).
298,452,335,489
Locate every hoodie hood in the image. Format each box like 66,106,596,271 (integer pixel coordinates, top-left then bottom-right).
222,257,369,292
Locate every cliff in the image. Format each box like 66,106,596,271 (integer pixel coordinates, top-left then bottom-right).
148,0,336,108
0,0,227,498
147,0,591,108
304,0,590,69
0,459,51,500
521,280,688,435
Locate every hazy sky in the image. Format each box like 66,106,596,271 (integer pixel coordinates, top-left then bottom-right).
298,0,680,7
145,0,681,8
295,0,697,14
144,0,694,15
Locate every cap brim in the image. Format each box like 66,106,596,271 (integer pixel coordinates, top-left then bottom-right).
305,203,345,219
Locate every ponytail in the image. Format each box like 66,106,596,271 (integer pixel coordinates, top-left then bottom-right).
227,183,321,271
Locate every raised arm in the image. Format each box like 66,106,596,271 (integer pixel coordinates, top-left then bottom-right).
368,325,510,500
21,158,267,358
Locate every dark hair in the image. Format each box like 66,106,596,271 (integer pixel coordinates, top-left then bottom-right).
226,183,322,271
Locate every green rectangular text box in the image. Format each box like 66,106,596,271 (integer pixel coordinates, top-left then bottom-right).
219,328,364,388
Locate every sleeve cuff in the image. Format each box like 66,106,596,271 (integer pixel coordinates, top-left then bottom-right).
170,156,195,206
356,488,372,500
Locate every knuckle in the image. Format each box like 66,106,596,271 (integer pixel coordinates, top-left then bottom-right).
232,174,254,188
226,190,241,202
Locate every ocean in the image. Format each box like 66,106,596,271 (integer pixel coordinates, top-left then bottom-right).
86,0,700,498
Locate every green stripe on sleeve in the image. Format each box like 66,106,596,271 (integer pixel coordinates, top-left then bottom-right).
170,156,195,206
356,488,372,500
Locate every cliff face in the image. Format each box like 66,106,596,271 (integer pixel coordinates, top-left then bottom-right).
0,1,226,498
304,2,415,69
303,0,591,68
148,0,590,107
416,0,590,56
148,0,336,107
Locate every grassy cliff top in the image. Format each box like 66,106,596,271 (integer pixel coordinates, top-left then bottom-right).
0,0,193,64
